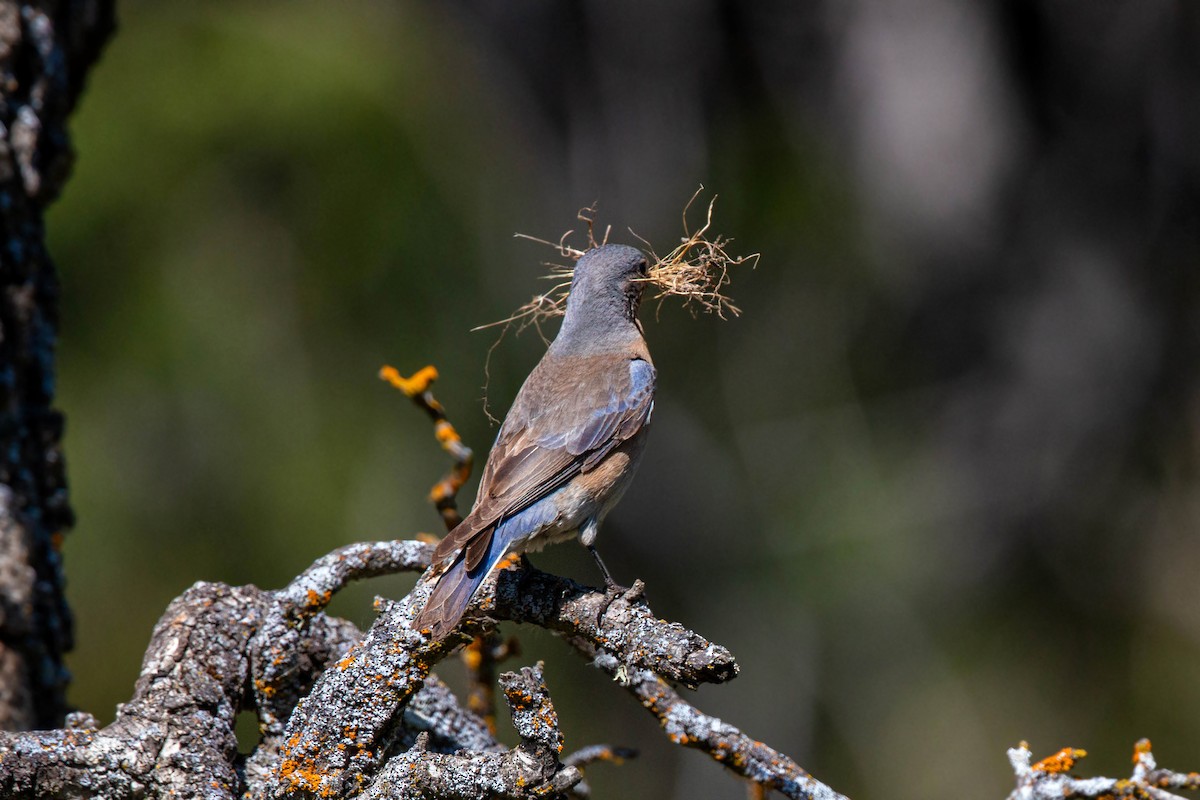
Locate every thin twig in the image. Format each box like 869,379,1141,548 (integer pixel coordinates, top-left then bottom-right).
380,364,474,530
562,634,846,800
563,744,639,769
462,631,520,735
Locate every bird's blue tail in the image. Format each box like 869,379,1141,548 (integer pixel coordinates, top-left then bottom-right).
416,529,505,639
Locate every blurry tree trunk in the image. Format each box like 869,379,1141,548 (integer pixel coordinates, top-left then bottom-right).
0,0,114,730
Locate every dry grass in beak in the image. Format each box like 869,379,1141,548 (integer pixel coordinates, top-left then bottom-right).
469,269,573,338
637,188,758,319
470,208,594,337
477,189,757,336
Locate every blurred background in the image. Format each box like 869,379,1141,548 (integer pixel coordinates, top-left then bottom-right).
48,2,1199,798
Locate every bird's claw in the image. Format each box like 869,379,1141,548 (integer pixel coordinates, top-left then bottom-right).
603,578,627,597
603,578,645,605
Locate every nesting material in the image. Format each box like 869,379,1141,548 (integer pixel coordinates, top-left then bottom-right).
640,190,758,320
476,189,758,337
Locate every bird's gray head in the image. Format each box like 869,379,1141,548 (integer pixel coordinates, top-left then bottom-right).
554,244,650,352
568,244,649,319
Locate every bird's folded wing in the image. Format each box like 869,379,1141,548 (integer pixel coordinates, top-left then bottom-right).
433,356,655,571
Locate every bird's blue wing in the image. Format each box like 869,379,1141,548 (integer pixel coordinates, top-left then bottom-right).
432,355,655,573
566,358,655,470
486,356,655,504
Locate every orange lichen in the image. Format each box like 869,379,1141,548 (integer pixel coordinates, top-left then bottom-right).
276,755,335,797
494,552,522,570
434,420,459,445
336,654,356,670
1032,747,1087,774
1133,738,1152,762
462,643,483,671
381,362,473,530
304,589,332,610
379,364,438,397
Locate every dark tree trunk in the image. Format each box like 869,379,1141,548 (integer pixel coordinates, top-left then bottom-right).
0,0,114,731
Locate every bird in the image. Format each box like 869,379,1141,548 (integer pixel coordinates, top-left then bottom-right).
414,243,656,639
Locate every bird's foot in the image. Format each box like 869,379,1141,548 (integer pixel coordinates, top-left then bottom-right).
602,578,647,607
602,575,628,597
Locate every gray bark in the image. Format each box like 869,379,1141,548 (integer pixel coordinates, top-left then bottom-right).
0,0,114,731
0,540,845,799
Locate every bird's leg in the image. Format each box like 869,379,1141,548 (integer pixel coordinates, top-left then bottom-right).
586,543,621,593
580,519,624,594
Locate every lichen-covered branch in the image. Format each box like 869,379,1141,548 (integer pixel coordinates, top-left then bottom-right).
0,581,262,798
0,545,493,799
491,570,738,688
270,582,470,799
0,364,826,798
381,367,511,735
5,533,1191,800
562,634,846,800
0,358,833,800
251,539,434,736
269,538,743,797
380,364,474,530
359,665,581,800
1007,741,1200,800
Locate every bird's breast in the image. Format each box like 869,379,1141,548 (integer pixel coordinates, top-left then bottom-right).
508,432,648,553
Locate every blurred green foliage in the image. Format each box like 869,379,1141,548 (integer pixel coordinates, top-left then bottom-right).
49,2,1200,799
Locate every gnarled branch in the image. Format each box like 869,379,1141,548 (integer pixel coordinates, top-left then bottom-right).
0,530,842,798
0,361,842,798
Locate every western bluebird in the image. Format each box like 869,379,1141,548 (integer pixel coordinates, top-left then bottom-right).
415,244,655,639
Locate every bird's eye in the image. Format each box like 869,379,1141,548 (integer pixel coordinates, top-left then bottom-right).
637,260,648,275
